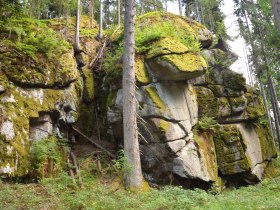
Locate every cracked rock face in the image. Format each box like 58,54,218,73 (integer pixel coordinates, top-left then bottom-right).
105,12,277,188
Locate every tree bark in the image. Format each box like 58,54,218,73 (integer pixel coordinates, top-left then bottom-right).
268,77,280,146
74,0,80,52
99,0,103,38
140,0,144,15
89,0,94,28
178,0,182,16
123,0,143,189
117,0,121,27
65,0,69,39
260,81,274,136
271,0,280,34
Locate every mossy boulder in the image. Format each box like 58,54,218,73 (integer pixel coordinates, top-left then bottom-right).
105,12,211,83
213,125,250,175
102,12,277,188
147,53,207,81
0,18,78,88
195,86,219,119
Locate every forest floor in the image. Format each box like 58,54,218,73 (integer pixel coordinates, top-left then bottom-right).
1,149,280,210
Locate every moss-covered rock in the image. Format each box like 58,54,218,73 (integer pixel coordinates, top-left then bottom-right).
146,38,189,59
194,132,218,181
213,125,250,175
229,96,247,114
82,67,94,102
135,56,151,84
195,86,218,119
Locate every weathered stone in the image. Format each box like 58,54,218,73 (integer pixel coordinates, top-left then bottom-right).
29,114,53,141
217,97,231,118
173,140,211,181
213,125,250,175
1,94,16,103
0,85,5,94
229,96,247,113
195,86,218,119
147,53,206,81
1,120,15,141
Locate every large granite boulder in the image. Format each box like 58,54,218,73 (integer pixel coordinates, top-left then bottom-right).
0,17,97,176
103,12,277,189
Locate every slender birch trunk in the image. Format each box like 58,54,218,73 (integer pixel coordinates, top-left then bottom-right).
123,0,143,189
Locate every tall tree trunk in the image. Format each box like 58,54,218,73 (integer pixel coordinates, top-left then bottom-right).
268,77,280,146
165,0,168,12
65,0,69,39
117,0,121,27
178,0,182,16
74,0,80,52
194,0,201,23
185,0,189,17
99,0,103,38
123,0,143,189
140,0,144,15
89,0,94,28
260,81,274,136
271,0,280,33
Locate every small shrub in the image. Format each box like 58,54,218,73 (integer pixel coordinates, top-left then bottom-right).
30,136,68,178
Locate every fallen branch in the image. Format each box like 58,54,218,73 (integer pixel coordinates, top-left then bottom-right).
72,125,116,159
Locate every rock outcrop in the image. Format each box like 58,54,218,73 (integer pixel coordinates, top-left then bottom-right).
0,17,97,176
103,12,277,189
0,12,277,190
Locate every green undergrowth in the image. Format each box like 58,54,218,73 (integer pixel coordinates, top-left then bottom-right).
1,156,280,209
0,17,70,60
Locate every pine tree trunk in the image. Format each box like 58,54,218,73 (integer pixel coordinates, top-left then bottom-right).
260,81,274,137
89,0,94,28
118,0,121,27
65,0,69,39
271,0,280,33
140,0,144,15
74,0,80,52
268,77,280,146
99,0,103,38
178,0,182,16
123,0,143,190
194,0,201,23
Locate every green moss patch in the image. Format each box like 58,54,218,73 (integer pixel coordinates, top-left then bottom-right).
0,18,77,88
146,38,189,59
195,86,219,119
158,53,207,73
144,87,166,113
135,56,151,84
213,125,249,175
